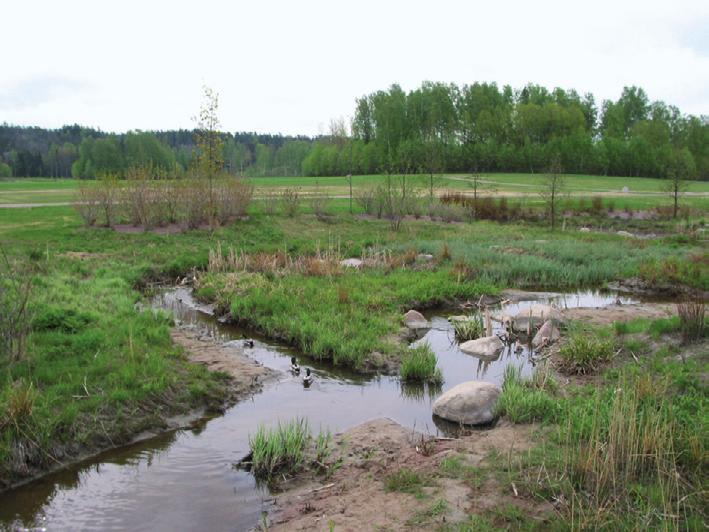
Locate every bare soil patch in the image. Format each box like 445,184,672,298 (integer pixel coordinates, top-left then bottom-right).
269,418,553,531
561,302,675,326
170,329,275,397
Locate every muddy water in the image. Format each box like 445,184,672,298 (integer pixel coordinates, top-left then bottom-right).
0,289,639,531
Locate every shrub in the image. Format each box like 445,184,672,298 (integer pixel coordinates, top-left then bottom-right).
355,187,376,215
310,193,331,221
74,181,101,226
281,188,300,217
677,300,705,343
0,253,33,362
95,173,120,227
558,333,615,374
400,343,442,384
249,418,310,480
214,177,253,223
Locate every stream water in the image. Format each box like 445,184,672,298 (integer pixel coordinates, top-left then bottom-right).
0,288,640,531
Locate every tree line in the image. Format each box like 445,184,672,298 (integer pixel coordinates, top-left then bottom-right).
1,82,706,180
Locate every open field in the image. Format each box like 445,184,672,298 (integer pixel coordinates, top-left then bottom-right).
0,184,707,530
2,174,708,211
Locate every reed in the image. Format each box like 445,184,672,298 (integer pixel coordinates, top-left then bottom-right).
400,343,442,384
249,418,310,480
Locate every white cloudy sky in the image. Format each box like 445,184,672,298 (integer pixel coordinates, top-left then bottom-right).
1,0,707,135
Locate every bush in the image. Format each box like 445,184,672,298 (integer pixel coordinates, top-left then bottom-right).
74,181,101,226
558,333,615,374
400,343,442,384
249,418,310,480
0,253,33,362
281,188,300,217
677,300,705,343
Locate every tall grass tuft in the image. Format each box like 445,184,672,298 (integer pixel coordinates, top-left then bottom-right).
677,299,705,343
558,332,615,375
452,313,484,341
496,365,560,423
249,418,310,480
561,373,695,529
400,342,442,384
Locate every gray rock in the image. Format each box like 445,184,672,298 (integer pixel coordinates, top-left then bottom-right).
616,230,635,238
404,309,430,330
579,227,591,233
512,304,564,331
432,381,501,425
340,258,363,268
459,335,504,359
417,253,435,262
532,320,560,348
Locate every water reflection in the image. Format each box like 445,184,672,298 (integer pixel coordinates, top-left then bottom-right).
0,288,641,531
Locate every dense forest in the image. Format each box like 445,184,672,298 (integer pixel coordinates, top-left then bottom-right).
0,83,706,179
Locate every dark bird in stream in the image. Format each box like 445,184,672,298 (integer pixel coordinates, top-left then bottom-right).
243,339,254,348
290,356,300,374
302,368,313,386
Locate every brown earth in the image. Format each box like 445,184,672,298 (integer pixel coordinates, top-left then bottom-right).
561,302,675,326
268,419,554,531
170,329,275,397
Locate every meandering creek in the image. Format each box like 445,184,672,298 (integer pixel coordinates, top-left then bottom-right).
0,289,641,531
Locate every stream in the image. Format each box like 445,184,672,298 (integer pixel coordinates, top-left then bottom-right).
0,288,641,531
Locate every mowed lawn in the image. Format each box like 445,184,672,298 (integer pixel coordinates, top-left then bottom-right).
1,174,708,210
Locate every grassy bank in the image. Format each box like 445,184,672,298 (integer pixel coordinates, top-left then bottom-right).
0,266,228,489
0,191,706,490
491,317,707,530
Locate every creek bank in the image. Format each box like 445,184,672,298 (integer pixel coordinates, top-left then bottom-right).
1,322,270,493
267,418,553,531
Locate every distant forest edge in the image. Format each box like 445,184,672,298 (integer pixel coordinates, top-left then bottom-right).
0,82,706,180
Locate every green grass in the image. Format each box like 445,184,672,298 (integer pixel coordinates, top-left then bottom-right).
496,366,561,424
0,269,227,487
2,174,708,209
0,180,705,494
384,467,430,496
399,343,443,384
557,331,616,374
248,418,311,480
451,313,484,341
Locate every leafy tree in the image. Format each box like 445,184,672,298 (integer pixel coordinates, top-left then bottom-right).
0,161,11,177
664,148,697,218
193,85,224,224
540,157,566,230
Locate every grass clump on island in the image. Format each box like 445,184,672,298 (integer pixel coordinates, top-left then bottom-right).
557,331,616,374
248,418,311,479
247,418,333,482
400,343,443,384
452,313,485,341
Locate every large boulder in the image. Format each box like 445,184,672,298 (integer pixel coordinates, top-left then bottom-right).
459,335,504,359
512,304,564,331
404,309,430,330
532,319,560,349
432,381,501,425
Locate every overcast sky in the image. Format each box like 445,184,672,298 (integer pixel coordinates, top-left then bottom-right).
1,0,707,136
